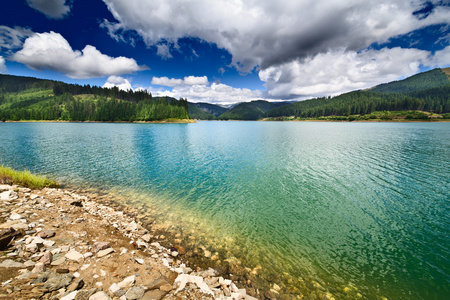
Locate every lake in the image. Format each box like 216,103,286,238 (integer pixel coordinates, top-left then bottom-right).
0,121,449,299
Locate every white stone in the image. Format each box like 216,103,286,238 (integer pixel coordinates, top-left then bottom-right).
118,275,135,289
80,264,90,271
9,213,23,220
83,252,93,258
43,240,55,247
97,248,114,258
0,191,11,201
135,258,144,265
174,274,214,296
95,282,103,287
60,291,78,300
89,291,110,300
100,269,106,277
108,283,125,297
119,248,127,255
51,248,61,255
65,250,84,262
73,272,80,278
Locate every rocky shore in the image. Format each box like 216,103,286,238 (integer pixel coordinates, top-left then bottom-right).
0,184,258,300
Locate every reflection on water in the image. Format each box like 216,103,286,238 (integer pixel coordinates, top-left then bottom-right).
0,121,449,299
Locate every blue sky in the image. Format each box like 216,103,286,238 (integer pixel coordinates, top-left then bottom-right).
1,0,449,104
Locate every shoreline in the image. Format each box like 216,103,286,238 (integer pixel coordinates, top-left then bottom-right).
0,184,259,300
1,119,196,124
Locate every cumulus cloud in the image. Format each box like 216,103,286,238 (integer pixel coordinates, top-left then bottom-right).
259,47,438,98
0,56,7,73
103,75,133,91
0,26,34,52
152,76,209,87
153,82,262,105
102,0,450,72
12,31,147,79
26,0,71,19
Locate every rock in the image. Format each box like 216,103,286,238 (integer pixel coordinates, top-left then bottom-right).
84,252,93,258
125,221,138,232
125,286,145,300
61,291,78,300
9,213,23,220
118,275,135,289
92,241,110,253
24,260,36,267
88,291,111,300
43,273,74,291
141,289,168,300
67,278,85,291
0,259,25,268
75,288,98,300
174,274,214,296
0,228,19,250
32,262,46,273
0,185,12,191
66,250,84,262
39,251,53,265
147,276,170,290
159,284,172,292
96,248,114,258
37,229,56,238
51,257,66,266
108,283,125,297
135,257,144,264
141,234,152,242
0,191,12,201
57,268,70,274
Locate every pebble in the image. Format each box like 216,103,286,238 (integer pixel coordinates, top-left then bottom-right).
96,248,114,258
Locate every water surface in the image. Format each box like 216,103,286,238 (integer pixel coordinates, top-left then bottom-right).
1,121,449,299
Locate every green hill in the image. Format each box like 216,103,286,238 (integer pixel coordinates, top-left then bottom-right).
218,100,289,120
372,68,450,93
188,103,217,120
266,68,450,120
0,74,189,122
189,102,228,117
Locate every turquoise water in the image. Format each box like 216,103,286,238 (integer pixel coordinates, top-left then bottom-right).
0,121,449,299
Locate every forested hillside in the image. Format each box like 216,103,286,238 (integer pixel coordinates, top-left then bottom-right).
266,68,450,119
0,75,189,121
189,102,228,117
218,100,288,120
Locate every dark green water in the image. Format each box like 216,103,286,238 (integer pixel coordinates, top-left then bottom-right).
0,121,449,299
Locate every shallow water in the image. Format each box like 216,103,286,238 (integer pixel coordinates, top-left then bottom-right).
1,121,449,299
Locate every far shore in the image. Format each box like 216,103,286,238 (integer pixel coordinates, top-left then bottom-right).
2,119,196,124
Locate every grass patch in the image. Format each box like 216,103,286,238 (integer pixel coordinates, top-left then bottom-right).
0,166,59,189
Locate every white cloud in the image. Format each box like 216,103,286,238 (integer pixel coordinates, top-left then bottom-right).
0,56,7,73
26,0,71,19
103,76,133,91
259,47,434,98
152,76,209,87
153,82,262,105
0,26,34,51
102,0,450,72
12,31,147,79
432,45,450,67
156,44,172,59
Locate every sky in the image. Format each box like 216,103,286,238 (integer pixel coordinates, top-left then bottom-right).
1,0,450,105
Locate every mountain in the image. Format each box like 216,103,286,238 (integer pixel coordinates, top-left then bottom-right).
372,68,450,93
189,102,228,117
218,100,290,120
0,74,189,122
266,68,450,119
188,103,217,120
